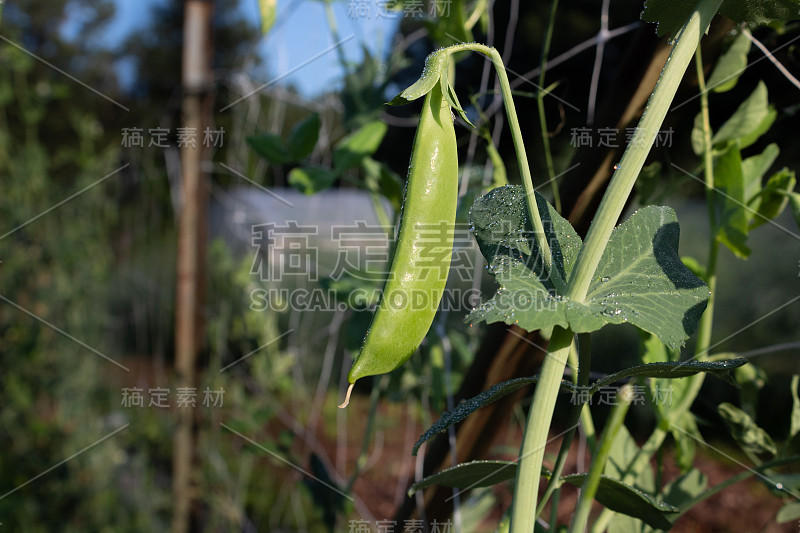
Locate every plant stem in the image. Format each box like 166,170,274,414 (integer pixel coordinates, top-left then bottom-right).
510,326,574,533
693,44,718,359
668,45,721,420
536,334,590,516
537,0,561,212
565,0,724,302
569,385,633,533
438,42,565,290
487,47,566,292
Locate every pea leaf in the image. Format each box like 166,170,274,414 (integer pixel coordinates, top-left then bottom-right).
412,357,743,455
590,358,747,392
561,473,679,530
468,186,709,350
718,402,777,455
408,460,517,494
642,0,800,39
750,168,796,229
333,121,387,171
712,82,774,149
605,424,655,493
777,502,800,523
247,133,289,164
662,468,708,508
388,48,450,105
287,113,321,161
408,461,679,530
287,167,336,195
789,192,800,228
713,142,751,258
741,143,779,200
412,376,575,455
690,112,705,156
671,411,700,473
707,32,751,93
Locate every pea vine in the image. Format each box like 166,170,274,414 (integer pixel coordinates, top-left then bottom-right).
337,0,800,530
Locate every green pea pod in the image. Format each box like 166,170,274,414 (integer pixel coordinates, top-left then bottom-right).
339,83,458,408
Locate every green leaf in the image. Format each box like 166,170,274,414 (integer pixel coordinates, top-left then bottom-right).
468,186,709,350
408,460,517,494
441,67,474,127
258,0,277,35
287,167,337,195
635,161,664,205
409,462,679,530
777,502,800,523
642,0,800,39
592,359,747,392
247,133,288,164
707,32,751,93
671,411,700,473
712,82,773,148
741,143,779,201
388,49,450,105
713,142,751,258
750,168,796,229
362,157,404,213
691,112,705,156
412,376,575,455
718,402,777,455
287,113,321,161
734,361,767,419
425,0,473,47
561,473,679,530
413,357,744,456
681,256,707,281
605,424,655,492
662,468,708,508
333,121,387,171
789,192,800,229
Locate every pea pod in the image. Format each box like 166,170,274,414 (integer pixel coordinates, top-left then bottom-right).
339,82,458,408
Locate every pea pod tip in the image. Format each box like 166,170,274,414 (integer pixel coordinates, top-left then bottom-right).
338,382,355,409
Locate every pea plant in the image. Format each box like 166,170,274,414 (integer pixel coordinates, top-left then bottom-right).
337,0,800,531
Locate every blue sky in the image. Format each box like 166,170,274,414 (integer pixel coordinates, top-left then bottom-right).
102,0,400,97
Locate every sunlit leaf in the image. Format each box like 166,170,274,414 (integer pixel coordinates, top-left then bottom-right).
707,32,751,93
468,186,709,350
287,167,336,195
718,402,777,455
408,460,517,494
333,121,387,171
713,82,774,149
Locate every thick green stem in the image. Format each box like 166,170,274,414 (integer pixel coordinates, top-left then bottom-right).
569,385,633,533
537,0,561,212
536,334,591,516
510,327,574,533
566,0,723,302
508,4,723,530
